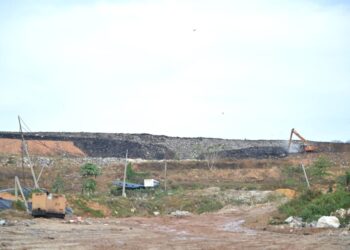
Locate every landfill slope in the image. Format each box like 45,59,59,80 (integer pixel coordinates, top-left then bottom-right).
0,132,349,159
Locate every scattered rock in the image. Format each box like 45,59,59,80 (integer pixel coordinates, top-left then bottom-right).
332,208,346,219
17,220,36,227
0,219,6,226
340,230,349,236
153,211,160,216
316,216,340,228
346,208,350,216
284,216,295,223
170,210,192,217
284,216,303,228
306,221,317,228
67,216,85,224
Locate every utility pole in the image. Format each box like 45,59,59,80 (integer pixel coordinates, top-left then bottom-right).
18,115,39,189
301,163,310,189
122,150,128,198
18,116,26,185
15,176,30,213
164,161,167,191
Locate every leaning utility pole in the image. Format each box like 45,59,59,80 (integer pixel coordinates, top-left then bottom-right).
18,116,26,185
122,150,128,198
15,176,30,213
18,115,39,189
301,163,310,189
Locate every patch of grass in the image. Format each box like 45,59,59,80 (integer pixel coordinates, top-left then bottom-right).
106,187,226,216
29,188,45,198
13,200,26,211
309,157,332,179
106,197,137,217
280,165,305,189
307,156,332,183
126,163,149,183
6,156,16,165
279,189,350,222
196,197,223,213
51,175,65,193
337,171,350,190
72,198,104,217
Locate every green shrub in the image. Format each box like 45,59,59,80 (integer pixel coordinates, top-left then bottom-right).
279,189,350,222
29,188,45,198
82,179,97,195
337,171,350,190
126,163,149,183
196,198,223,213
74,198,104,217
80,163,101,195
281,165,305,189
6,156,16,165
309,157,332,178
80,163,101,178
13,200,26,211
110,186,121,196
51,175,64,193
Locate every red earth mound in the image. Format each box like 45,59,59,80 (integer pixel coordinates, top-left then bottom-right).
0,138,85,157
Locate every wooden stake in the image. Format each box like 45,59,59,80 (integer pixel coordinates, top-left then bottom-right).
122,150,128,198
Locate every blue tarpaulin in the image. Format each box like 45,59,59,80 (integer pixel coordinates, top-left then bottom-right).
112,181,145,189
0,198,13,210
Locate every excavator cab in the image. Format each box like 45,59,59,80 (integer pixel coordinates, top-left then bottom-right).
303,145,317,152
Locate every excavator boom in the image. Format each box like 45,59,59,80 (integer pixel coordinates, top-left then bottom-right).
288,128,316,153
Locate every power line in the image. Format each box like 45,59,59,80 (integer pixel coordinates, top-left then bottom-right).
19,117,68,156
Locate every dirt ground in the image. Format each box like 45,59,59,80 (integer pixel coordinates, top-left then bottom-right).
1,147,350,249
1,204,350,250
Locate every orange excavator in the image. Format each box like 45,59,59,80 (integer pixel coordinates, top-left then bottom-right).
288,128,317,153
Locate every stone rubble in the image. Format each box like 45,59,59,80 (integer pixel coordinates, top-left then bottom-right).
170,210,192,217
316,216,340,228
0,219,6,226
331,208,347,219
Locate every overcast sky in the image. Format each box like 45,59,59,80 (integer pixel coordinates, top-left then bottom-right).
1,0,349,141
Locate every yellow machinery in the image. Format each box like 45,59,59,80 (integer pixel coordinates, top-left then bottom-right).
32,192,66,218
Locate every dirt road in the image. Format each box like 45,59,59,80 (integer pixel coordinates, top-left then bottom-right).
1,205,350,250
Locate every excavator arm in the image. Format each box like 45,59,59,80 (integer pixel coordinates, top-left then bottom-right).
288,128,316,153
